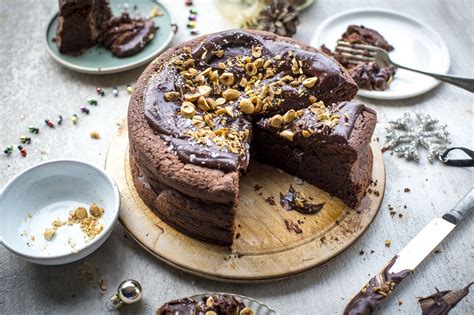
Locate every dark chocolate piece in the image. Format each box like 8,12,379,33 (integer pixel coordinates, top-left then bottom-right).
418,282,473,315
280,185,325,214
284,219,303,234
156,294,246,315
350,62,396,91
342,25,394,52
343,256,412,315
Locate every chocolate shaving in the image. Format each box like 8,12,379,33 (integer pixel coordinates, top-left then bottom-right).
280,185,325,214
418,282,473,315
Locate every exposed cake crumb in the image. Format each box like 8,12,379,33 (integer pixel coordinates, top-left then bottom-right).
265,196,276,206
284,219,303,234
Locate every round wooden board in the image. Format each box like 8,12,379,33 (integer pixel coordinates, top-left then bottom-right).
105,120,385,282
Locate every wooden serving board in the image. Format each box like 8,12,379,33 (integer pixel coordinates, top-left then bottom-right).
105,120,385,282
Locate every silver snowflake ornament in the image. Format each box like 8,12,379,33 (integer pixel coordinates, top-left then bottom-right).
385,112,450,162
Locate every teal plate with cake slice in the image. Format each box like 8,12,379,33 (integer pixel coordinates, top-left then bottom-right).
45,0,176,74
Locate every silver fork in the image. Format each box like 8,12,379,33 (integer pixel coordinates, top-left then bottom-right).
336,41,474,93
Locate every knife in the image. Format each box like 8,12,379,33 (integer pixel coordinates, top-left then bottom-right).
343,187,474,315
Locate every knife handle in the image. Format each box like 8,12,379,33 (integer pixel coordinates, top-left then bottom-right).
442,188,474,224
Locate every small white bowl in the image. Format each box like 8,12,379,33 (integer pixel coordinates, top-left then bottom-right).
0,160,120,265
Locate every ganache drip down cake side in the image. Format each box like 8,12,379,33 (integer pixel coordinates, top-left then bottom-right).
128,30,377,246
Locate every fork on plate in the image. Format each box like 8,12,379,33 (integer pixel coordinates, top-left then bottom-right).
335,40,474,93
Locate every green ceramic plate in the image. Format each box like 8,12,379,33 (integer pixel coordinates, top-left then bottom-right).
45,0,176,74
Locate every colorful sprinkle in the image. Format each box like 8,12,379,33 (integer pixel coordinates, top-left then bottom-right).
80,106,90,114
87,97,98,105
127,85,133,94
71,114,78,124
96,87,105,96
189,8,197,14
188,15,197,21
45,119,55,128
190,29,200,35
19,135,31,144
28,127,39,134
185,0,193,6
3,145,13,155
187,21,196,29
18,145,27,157
112,87,119,97
57,115,63,125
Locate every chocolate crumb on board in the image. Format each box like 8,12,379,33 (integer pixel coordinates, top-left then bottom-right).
265,196,276,206
254,184,263,191
284,219,303,234
404,187,411,193
359,250,365,255
235,232,241,239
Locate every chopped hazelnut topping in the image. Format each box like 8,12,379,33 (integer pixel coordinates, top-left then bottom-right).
269,114,283,128
245,63,258,76
164,91,180,102
252,45,262,58
239,308,254,315
206,296,214,307
239,99,255,114
219,72,235,86
222,89,240,101
283,109,296,123
279,130,294,141
180,102,196,118
197,85,212,97
303,77,318,88
205,312,217,315
212,50,224,58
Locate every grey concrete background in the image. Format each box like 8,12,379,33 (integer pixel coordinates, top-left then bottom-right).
0,0,473,314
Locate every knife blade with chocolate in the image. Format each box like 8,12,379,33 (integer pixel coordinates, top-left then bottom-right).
344,187,474,315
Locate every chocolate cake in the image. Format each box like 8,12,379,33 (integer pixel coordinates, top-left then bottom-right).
55,0,156,57
321,25,396,91
55,0,112,54
128,30,376,245
156,294,250,315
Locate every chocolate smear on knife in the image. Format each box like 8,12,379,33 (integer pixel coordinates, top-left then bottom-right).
280,185,325,214
418,282,473,315
343,256,411,315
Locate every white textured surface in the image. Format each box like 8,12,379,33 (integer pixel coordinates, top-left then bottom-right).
0,0,473,314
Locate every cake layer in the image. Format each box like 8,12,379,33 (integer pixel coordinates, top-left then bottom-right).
255,101,376,207
130,154,235,246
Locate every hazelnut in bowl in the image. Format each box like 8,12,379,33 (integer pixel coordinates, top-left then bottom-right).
0,160,120,265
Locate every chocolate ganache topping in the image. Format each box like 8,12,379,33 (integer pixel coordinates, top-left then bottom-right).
144,30,358,173
343,256,412,315
156,294,247,315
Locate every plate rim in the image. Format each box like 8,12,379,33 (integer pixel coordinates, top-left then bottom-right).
44,4,176,75
310,7,451,100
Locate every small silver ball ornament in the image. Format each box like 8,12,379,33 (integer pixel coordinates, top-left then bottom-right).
106,279,142,310
118,279,142,304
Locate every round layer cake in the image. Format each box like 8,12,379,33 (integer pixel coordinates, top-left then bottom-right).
128,30,376,246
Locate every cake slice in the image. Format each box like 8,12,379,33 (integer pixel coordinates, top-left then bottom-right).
55,0,112,54
156,294,248,315
254,101,376,207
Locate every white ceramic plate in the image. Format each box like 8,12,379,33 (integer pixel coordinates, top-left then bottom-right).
189,293,276,314
310,8,451,100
